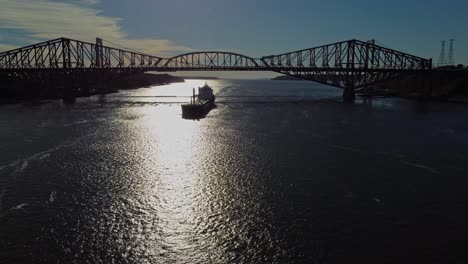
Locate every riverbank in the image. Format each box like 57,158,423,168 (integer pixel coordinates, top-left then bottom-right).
273,72,468,103
271,75,302,81
112,73,185,90
0,72,185,103
176,76,219,80
370,70,468,103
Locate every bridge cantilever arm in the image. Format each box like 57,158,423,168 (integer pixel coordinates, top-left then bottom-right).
0,37,66,55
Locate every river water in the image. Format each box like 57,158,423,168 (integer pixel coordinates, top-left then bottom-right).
1,79,468,263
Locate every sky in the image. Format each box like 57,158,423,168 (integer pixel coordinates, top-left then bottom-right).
0,0,467,78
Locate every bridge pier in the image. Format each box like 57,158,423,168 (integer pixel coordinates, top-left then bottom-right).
421,71,432,99
343,85,356,101
62,71,78,103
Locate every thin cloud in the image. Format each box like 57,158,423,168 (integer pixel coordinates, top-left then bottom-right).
0,43,17,52
0,0,192,56
79,0,100,5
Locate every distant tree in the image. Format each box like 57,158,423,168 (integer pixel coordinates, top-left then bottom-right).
436,65,457,70
457,64,464,69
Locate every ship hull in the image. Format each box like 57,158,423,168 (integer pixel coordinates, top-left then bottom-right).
181,96,215,119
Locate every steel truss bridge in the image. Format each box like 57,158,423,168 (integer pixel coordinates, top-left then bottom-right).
0,37,432,99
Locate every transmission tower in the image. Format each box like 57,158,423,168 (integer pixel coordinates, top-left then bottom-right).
447,39,455,65
438,40,446,66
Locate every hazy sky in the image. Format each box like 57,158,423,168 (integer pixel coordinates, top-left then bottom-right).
0,0,466,77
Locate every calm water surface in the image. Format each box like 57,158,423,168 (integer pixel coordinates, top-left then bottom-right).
1,79,468,263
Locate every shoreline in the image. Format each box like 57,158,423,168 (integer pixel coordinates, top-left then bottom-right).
0,73,185,104
272,73,468,104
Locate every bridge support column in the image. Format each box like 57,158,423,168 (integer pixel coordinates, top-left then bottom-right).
421,71,432,100
343,85,356,101
62,71,77,103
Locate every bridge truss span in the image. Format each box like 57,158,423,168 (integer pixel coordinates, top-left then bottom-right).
161,51,263,71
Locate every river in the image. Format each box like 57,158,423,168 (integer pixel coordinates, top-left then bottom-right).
1,79,468,263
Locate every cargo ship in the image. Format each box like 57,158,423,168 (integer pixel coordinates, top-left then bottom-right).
181,83,216,119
